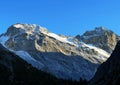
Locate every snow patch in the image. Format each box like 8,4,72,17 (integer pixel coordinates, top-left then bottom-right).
0,36,9,47
41,32,78,46
13,24,24,28
83,43,110,58
15,51,44,69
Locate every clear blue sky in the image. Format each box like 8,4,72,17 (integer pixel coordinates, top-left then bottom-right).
0,0,120,36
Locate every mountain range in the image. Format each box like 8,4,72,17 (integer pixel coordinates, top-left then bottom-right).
0,23,120,84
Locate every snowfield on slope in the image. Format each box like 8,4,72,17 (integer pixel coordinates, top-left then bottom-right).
15,51,45,69
81,43,110,60
0,36,10,47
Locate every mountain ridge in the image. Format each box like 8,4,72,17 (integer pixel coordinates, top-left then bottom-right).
0,23,119,81
77,26,120,53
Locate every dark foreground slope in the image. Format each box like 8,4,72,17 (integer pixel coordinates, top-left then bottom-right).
0,44,87,85
89,41,120,85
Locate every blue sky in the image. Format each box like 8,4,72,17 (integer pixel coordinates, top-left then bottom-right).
0,0,120,36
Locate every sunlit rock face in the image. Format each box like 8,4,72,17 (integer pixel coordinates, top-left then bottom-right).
0,23,111,81
79,27,120,53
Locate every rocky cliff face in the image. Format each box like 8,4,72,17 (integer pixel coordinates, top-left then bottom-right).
0,43,85,85
0,23,110,81
89,41,120,85
78,27,120,53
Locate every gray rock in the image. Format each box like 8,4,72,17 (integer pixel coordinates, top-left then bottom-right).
80,27,120,53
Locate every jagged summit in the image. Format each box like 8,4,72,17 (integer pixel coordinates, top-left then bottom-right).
79,27,119,53
82,27,113,37
14,23,49,33
6,23,79,46
95,26,110,32
6,23,49,36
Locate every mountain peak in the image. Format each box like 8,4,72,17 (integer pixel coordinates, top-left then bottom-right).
83,27,112,36
81,27,119,53
5,23,50,37
13,23,49,34
95,26,109,32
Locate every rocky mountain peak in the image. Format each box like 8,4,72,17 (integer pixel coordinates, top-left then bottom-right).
95,26,109,32
6,23,49,37
82,27,112,37
80,27,119,53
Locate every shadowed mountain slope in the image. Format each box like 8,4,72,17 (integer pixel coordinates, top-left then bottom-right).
89,41,120,85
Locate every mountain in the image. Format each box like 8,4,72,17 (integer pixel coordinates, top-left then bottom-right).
76,27,120,53
0,43,86,85
89,41,120,85
0,23,111,81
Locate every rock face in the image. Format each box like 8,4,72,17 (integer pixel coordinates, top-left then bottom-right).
0,23,110,81
79,27,120,53
0,43,48,84
0,44,83,85
89,41,120,85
